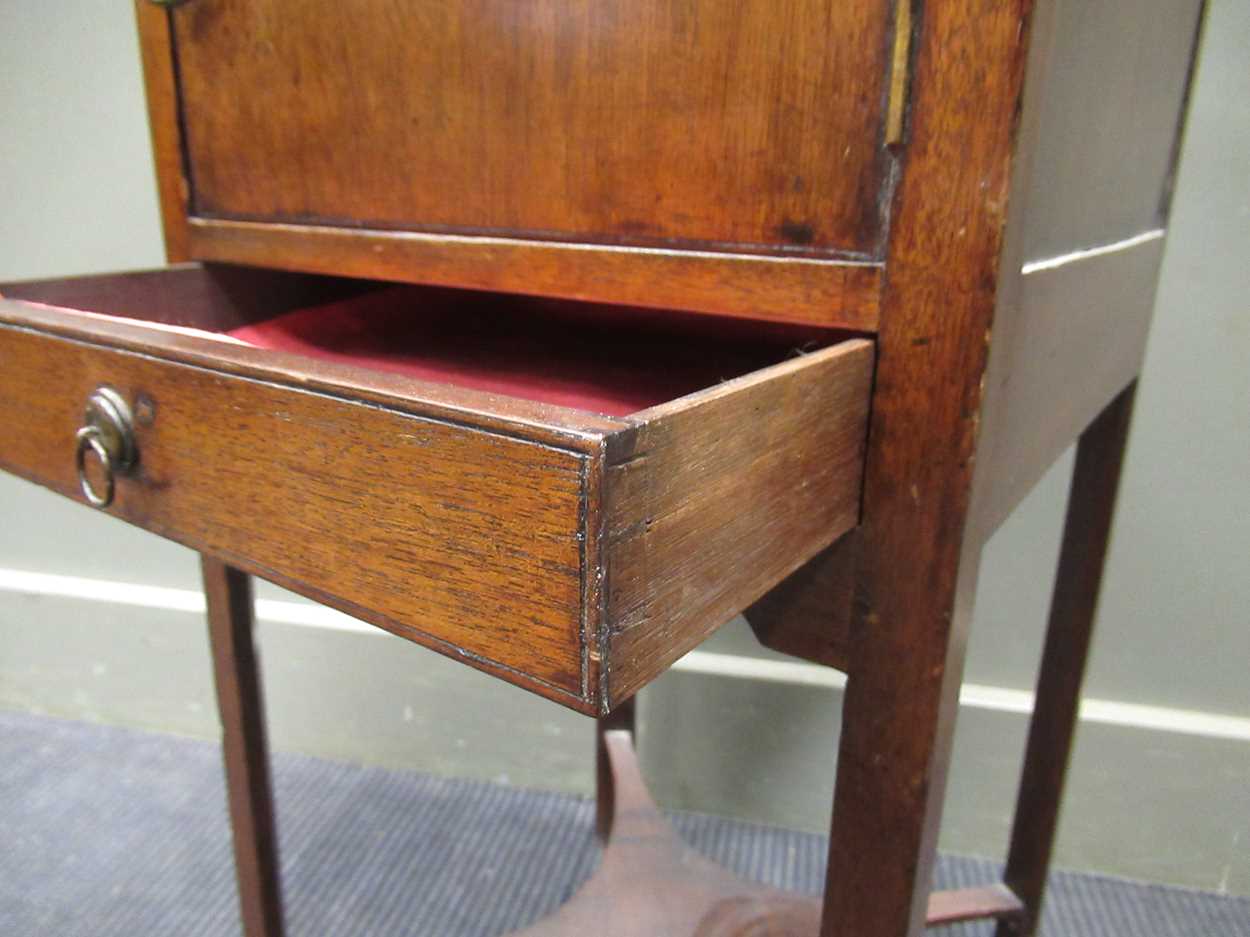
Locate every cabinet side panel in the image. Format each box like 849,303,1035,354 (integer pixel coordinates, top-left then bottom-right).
1023,0,1206,260
976,0,1205,534
977,240,1166,534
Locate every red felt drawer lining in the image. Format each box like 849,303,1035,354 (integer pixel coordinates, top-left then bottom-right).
228,286,831,417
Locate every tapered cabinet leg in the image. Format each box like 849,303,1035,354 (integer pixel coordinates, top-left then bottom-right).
202,556,286,937
819,606,973,937
996,384,1138,937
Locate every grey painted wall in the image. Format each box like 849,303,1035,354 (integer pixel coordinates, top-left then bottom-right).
1,0,1246,896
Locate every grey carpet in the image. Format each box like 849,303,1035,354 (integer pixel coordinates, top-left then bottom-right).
1,710,1245,936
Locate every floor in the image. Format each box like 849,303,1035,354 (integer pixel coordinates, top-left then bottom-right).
1,710,1245,936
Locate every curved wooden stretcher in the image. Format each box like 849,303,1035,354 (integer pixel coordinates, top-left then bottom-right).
509,703,1025,937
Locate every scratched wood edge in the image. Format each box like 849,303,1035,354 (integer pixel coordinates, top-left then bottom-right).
134,1,191,263
598,340,874,709
186,217,883,331
0,298,622,451
580,439,609,710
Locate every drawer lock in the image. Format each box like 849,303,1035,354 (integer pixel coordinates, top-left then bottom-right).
75,387,137,509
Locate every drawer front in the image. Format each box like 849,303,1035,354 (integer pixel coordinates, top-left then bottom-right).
164,0,892,259
0,324,588,702
0,267,873,713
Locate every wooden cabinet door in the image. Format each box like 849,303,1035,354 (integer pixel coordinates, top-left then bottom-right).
170,0,892,258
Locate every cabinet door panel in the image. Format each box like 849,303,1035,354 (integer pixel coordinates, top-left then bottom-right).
171,0,891,258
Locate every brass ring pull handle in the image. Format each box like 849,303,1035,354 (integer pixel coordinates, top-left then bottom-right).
74,388,137,510
75,427,115,508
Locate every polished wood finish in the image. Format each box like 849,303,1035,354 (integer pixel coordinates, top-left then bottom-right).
132,0,895,325
1,263,371,331
168,0,891,259
996,384,1138,937
820,1,1037,933
0,278,871,714
0,317,590,702
9,0,1206,934
134,2,190,263
520,726,1027,936
602,343,871,706
974,0,1205,536
186,219,885,330
202,557,286,937
744,534,857,672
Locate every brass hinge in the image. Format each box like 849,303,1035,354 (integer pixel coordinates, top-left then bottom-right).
885,0,915,147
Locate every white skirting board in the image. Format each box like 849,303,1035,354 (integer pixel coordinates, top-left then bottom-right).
0,572,1247,896
0,567,1245,744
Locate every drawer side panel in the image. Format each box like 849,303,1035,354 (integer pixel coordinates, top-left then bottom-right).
601,339,873,708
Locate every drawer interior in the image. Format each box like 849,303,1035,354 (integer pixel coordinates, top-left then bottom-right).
2,265,855,418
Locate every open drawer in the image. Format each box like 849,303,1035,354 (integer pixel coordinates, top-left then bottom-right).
0,265,872,714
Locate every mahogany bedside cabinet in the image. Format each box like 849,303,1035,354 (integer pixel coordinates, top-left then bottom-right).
0,1,1206,935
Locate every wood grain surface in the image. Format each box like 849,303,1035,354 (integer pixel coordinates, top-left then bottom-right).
820,1,1039,934
0,323,590,703
134,2,190,262
0,281,872,714
169,0,891,259
743,532,858,673
0,284,629,449
600,340,872,709
973,0,1204,536
186,219,884,330
202,558,287,937
1,264,372,332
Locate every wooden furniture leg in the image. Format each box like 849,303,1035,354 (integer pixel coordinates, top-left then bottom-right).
996,384,1138,937
819,572,990,937
202,557,287,937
